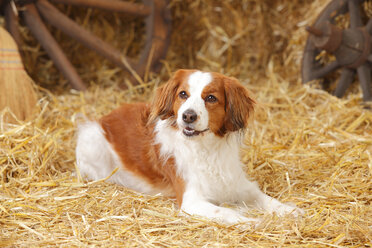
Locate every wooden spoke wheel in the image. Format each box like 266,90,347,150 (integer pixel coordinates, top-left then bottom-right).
0,0,171,90
302,0,372,101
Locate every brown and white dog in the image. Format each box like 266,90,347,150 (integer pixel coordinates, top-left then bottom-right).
76,69,302,224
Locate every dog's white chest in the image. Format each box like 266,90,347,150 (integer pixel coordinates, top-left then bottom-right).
182,148,244,203
155,122,245,204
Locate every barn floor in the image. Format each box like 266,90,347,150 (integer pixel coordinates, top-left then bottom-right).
1,0,371,247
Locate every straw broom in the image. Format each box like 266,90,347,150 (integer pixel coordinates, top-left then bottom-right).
0,26,37,123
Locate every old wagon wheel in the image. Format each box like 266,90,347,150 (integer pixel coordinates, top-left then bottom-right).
302,0,372,102
0,0,171,90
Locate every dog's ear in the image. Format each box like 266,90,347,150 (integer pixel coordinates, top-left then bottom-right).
223,77,255,132
149,70,189,124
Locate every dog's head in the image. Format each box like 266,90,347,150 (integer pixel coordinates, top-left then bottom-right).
149,69,255,137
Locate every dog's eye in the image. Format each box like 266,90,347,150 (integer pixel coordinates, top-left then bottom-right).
179,91,188,99
205,95,217,103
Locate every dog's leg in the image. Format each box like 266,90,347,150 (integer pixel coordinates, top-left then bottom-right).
180,187,259,225
236,177,303,217
75,121,116,181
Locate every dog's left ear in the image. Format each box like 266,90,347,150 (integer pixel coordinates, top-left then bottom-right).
149,70,188,124
223,77,255,132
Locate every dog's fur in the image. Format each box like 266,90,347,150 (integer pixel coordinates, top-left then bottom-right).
76,69,302,224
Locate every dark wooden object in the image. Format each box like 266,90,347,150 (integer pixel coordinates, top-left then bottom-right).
302,0,372,101
1,0,171,90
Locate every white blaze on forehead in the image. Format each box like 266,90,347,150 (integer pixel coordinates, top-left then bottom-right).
177,71,212,131
187,71,212,94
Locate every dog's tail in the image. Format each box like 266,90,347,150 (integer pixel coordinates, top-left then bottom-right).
74,113,90,127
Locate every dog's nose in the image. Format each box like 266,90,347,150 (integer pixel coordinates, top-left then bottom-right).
182,109,197,123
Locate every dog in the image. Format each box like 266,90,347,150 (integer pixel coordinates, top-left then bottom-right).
76,69,302,225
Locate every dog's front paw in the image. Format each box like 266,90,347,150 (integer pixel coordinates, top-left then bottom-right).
223,211,259,225
274,203,304,217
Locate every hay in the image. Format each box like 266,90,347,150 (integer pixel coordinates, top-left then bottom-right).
1,0,371,247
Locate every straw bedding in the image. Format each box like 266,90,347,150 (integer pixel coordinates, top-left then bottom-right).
1,0,371,247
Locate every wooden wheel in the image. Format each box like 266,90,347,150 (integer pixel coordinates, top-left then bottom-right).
0,0,171,90
302,0,372,101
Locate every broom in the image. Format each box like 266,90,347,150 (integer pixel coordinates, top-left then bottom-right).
0,26,38,123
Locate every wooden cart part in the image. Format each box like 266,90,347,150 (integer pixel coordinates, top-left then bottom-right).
0,0,171,90
302,0,372,101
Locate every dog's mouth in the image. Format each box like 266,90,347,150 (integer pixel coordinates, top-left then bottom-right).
182,127,209,137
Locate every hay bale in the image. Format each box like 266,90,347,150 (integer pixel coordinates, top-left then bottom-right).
0,0,371,246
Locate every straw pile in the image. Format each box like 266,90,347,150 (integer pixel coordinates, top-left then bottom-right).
1,0,371,247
